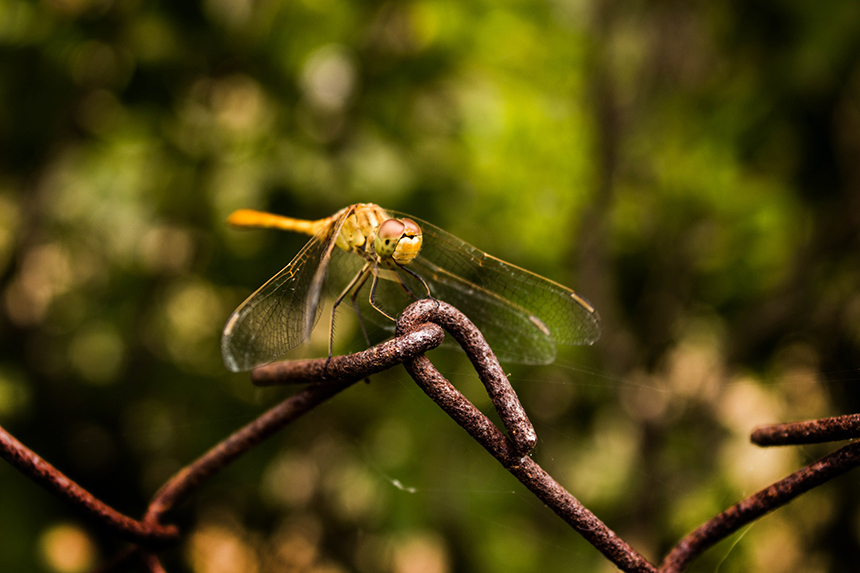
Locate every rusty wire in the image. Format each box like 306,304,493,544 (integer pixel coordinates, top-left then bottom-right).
1,299,859,572
0,424,178,549
751,413,860,446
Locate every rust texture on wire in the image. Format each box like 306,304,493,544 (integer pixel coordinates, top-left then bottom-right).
397,299,538,455
751,413,860,446
2,298,860,573
0,424,178,548
660,440,860,572
395,299,657,573
249,322,444,386
146,324,444,522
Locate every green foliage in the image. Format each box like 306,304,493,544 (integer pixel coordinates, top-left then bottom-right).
2,0,860,572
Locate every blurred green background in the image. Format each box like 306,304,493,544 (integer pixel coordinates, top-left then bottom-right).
2,0,860,572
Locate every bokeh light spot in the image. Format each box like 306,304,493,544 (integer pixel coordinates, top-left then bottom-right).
38,523,97,573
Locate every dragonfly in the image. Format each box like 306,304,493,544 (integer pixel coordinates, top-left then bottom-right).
221,203,601,372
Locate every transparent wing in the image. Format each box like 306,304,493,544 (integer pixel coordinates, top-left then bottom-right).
221,219,342,372
223,206,601,369
391,212,602,365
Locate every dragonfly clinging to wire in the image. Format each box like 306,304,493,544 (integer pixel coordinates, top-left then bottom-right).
221,203,601,372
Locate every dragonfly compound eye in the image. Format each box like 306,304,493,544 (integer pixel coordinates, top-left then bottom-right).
375,219,406,258
391,218,422,265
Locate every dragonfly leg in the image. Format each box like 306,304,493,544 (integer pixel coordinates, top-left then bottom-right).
368,267,398,322
350,275,373,348
392,262,442,318
395,261,433,300
328,263,372,361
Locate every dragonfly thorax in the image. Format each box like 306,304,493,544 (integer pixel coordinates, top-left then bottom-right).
333,204,422,267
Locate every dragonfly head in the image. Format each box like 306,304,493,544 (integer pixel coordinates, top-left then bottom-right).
374,218,422,265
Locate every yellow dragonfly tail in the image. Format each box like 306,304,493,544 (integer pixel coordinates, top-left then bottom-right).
227,209,331,236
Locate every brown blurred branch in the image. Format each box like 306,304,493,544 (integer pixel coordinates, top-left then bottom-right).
751,413,860,446
661,441,860,572
0,424,179,549
0,323,444,573
145,323,444,522
2,299,860,573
